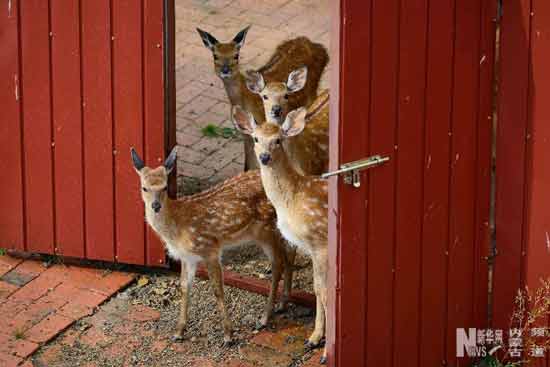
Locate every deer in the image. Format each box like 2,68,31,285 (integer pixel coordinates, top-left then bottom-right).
196,26,329,171
246,67,329,176
130,147,293,345
232,106,329,364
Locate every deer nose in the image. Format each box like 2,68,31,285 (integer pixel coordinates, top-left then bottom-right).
272,106,282,117
259,153,271,165
152,201,161,213
221,64,230,74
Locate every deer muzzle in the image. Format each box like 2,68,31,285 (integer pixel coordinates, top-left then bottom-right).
152,201,162,213
271,106,282,118
259,152,271,166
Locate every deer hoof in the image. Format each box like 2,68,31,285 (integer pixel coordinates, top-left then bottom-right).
274,302,287,314
320,356,327,364
255,321,267,331
304,340,319,351
222,339,235,348
170,334,184,343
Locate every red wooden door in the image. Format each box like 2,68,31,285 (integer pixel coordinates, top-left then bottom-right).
0,0,173,267
327,1,497,366
493,0,550,349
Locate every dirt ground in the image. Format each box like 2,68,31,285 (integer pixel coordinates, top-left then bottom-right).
33,268,319,367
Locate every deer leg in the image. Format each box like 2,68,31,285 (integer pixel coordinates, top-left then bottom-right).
206,259,233,344
278,243,296,312
259,242,283,328
316,255,329,364
305,251,327,350
172,259,197,342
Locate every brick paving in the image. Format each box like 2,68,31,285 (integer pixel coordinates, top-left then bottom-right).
174,0,330,194
0,253,324,366
0,254,135,366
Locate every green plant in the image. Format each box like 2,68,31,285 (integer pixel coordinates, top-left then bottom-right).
201,124,238,139
473,279,550,366
13,330,25,340
0,248,6,256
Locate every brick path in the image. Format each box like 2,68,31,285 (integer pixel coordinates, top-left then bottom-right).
174,0,330,194
0,254,135,366
0,253,324,366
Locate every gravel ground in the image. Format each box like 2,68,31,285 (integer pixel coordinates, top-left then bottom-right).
222,243,314,294
33,259,317,367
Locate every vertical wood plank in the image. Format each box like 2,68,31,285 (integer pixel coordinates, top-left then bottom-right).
327,0,342,364
331,0,371,365
143,0,166,266
525,0,550,291
525,1,550,366
446,0,482,364
472,0,497,329
50,0,85,258
165,0,177,198
81,0,115,261
393,0,428,365
493,0,532,330
112,0,145,265
366,0,399,365
19,0,55,254
0,0,25,250
419,0,455,364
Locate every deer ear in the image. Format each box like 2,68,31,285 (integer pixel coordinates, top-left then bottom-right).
131,148,145,172
282,107,307,137
164,146,177,175
196,28,219,50
232,105,256,135
287,66,308,93
245,70,265,94
232,26,250,49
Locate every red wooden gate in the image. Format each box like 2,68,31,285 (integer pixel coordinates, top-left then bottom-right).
328,0,497,366
0,0,174,267
493,0,550,349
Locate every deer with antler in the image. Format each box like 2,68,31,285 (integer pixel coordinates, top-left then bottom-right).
232,107,329,364
131,147,292,344
246,67,329,176
196,26,329,170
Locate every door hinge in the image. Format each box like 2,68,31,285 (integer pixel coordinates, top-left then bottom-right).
321,155,390,188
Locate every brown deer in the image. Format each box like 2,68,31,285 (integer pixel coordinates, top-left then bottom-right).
246,68,329,176
232,107,329,364
131,147,292,344
196,26,329,170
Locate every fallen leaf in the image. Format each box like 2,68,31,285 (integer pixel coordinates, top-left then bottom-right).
137,276,150,288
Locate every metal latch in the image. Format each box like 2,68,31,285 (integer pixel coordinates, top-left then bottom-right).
321,155,390,188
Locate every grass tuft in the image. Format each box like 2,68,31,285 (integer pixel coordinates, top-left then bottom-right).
201,124,238,139
13,330,25,340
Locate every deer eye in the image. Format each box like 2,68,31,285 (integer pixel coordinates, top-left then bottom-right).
263,95,268,100
254,137,259,143
213,55,218,60
284,94,289,100
142,187,148,192
234,54,239,60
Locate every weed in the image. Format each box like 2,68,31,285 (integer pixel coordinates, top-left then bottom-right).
201,124,238,139
13,330,25,340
